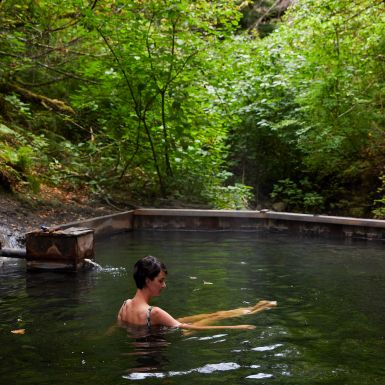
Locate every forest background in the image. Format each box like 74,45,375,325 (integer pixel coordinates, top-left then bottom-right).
0,0,384,219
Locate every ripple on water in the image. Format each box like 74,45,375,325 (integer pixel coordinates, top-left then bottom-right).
122,362,241,380
100,266,127,277
245,373,273,379
184,333,227,342
232,342,283,353
197,334,227,341
121,362,278,381
251,343,283,352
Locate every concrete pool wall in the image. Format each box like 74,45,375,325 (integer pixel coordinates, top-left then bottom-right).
58,209,385,241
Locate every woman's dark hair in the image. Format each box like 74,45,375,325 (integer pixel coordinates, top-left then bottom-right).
133,255,167,289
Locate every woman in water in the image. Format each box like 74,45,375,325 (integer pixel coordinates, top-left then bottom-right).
118,255,276,331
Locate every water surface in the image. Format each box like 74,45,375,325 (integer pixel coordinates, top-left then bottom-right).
1,231,385,384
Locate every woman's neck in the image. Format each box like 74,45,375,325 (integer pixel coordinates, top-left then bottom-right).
133,288,151,305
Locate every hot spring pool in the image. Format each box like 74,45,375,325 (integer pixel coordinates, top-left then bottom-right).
1,231,385,384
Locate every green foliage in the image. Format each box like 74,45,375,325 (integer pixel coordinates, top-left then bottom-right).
222,35,304,204
205,181,253,210
0,123,41,191
70,0,245,203
0,0,247,206
270,178,324,213
4,94,32,119
227,0,385,214
372,175,385,219
1,0,384,216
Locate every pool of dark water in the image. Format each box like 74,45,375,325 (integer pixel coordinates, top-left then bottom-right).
1,231,385,384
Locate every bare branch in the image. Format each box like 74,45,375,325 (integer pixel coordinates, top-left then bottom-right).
0,50,99,84
15,76,68,87
90,0,98,10
248,0,281,33
96,27,140,113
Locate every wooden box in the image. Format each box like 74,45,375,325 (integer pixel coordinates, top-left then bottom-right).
26,227,94,271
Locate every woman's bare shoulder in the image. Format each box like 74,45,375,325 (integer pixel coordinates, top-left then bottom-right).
150,306,169,315
151,306,180,327
117,299,132,321
119,299,132,309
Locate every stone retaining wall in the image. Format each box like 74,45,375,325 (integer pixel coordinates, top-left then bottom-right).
58,209,385,241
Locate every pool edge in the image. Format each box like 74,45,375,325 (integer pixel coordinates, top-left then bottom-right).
49,209,385,241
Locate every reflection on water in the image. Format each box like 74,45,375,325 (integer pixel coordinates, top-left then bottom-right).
1,231,385,384
121,324,172,374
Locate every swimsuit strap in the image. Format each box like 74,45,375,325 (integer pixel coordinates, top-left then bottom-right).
146,306,153,328
118,300,127,321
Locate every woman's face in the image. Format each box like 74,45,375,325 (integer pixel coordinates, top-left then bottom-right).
146,270,167,296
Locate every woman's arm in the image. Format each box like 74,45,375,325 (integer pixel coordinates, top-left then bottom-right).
177,300,277,325
151,307,256,331
179,323,256,331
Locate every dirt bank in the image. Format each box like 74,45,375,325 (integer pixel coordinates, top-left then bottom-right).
0,187,120,247
0,186,211,248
